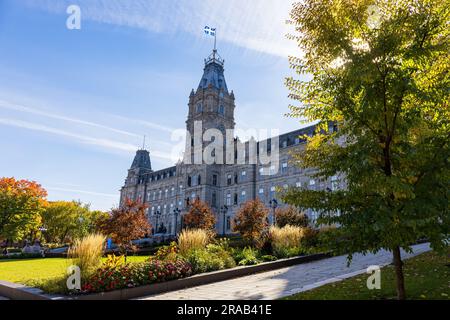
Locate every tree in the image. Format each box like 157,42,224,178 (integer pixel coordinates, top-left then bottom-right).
98,199,151,260
283,0,449,300
233,199,269,247
275,206,309,228
41,201,109,243
0,177,47,242
183,199,216,231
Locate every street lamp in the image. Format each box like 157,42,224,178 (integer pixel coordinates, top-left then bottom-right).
173,208,181,235
269,199,278,226
154,211,162,234
220,205,228,236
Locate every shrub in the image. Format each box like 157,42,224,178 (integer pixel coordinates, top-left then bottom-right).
185,249,224,273
103,254,126,270
260,255,278,262
81,259,192,293
270,225,303,258
301,226,320,248
151,242,179,261
68,233,105,278
97,200,151,258
183,199,216,231
233,199,269,248
235,247,261,266
185,240,236,274
275,206,309,228
178,229,211,256
0,252,43,260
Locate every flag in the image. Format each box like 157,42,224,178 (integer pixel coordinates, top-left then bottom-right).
204,26,216,37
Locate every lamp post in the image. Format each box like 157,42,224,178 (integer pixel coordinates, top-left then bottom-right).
173,208,181,235
269,199,278,226
220,205,228,236
155,211,162,234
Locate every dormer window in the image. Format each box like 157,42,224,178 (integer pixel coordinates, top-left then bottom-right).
218,105,225,115
196,103,203,113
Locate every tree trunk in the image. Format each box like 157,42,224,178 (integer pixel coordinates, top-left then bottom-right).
392,246,406,300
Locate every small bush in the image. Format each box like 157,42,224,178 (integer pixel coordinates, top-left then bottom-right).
232,199,269,248
270,225,303,258
185,241,236,274
236,247,261,266
178,229,211,256
301,226,320,248
68,233,105,278
0,252,43,260
275,206,309,228
183,199,216,231
103,255,126,270
151,242,179,261
260,255,278,262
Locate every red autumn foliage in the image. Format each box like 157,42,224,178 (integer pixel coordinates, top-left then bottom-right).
183,199,216,231
98,199,151,255
233,199,269,247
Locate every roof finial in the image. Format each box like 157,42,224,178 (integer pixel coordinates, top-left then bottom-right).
142,135,146,150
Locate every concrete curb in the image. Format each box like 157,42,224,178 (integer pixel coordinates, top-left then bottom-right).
0,252,331,300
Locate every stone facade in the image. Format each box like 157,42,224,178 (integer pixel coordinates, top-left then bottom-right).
120,50,342,236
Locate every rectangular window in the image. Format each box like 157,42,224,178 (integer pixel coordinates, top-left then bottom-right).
213,174,218,186
226,217,231,231
282,162,288,173
241,171,246,182
240,190,246,203
226,193,231,206
227,174,232,186
212,192,217,208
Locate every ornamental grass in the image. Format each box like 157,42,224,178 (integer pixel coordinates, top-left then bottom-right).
177,229,211,256
68,233,106,278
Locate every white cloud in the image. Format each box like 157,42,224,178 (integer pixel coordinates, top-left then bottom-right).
46,186,117,198
24,0,298,58
0,99,140,138
0,117,174,161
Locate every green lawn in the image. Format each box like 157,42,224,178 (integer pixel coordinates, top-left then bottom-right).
0,255,150,285
284,249,450,300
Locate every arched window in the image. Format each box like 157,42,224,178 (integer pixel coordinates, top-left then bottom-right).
196,103,203,113
218,105,225,115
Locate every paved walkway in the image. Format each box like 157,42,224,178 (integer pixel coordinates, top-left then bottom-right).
138,243,431,300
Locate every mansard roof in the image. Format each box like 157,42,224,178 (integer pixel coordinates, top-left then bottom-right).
197,50,228,92
130,149,152,170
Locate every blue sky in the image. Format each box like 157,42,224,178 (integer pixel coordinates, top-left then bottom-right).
0,0,305,211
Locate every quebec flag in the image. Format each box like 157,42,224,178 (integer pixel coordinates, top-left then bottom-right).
204,26,216,37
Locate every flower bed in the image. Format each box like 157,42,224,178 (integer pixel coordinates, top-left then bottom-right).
81,259,192,294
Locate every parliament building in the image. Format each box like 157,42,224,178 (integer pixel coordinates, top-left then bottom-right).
120,50,341,236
